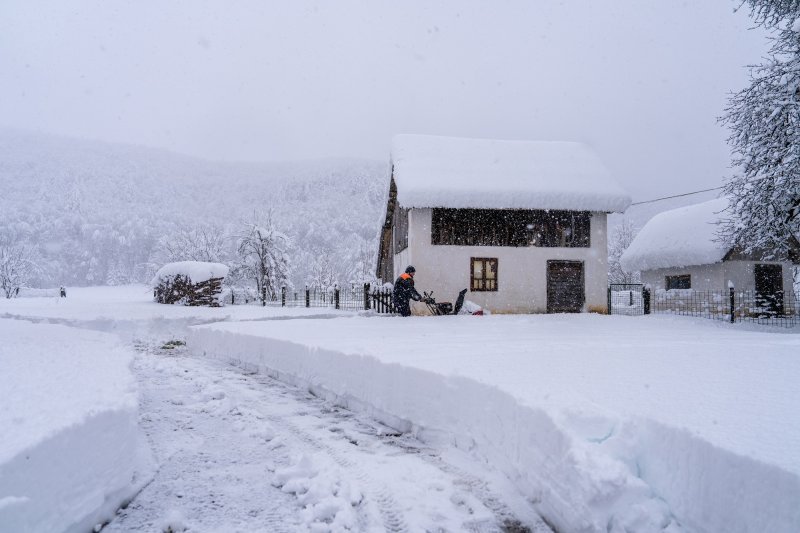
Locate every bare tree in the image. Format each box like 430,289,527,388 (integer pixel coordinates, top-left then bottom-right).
236,214,291,305
0,240,40,298
608,218,640,284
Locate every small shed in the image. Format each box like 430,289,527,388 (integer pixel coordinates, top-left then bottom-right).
152,261,229,307
621,199,799,301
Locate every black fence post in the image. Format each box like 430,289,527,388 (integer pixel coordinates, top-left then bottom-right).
643,287,651,315
364,283,370,311
281,286,286,307
730,287,735,323
334,285,340,310
305,286,310,308
607,287,612,315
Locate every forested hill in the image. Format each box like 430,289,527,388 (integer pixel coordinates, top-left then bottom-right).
0,129,389,288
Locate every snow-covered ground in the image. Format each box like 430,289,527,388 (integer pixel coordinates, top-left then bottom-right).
2,286,799,533
191,314,800,533
0,319,151,532
106,340,549,532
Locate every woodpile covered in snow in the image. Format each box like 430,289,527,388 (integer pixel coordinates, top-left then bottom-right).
152,261,229,307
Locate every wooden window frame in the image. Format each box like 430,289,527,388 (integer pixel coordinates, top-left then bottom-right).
471,257,498,292
665,274,691,290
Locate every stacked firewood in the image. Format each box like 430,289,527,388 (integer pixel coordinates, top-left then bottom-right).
154,274,225,307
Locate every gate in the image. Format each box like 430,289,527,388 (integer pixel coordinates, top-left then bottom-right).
608,283,650,315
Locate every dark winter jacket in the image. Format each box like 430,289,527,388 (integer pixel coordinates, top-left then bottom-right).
392,272,422,316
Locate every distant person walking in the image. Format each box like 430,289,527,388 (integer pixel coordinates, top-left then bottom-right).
59,286,66,298
393,265,423,317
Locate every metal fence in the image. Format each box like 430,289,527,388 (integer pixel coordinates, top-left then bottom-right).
608,284,646,316
653,288,799,327
609,284,800,327
257,283,396,313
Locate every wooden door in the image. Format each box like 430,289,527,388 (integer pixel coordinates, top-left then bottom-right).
754,264,783,314
547,261,584,313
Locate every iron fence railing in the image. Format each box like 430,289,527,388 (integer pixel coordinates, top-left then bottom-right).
608,284,645,316
653,288,799,327
242,283,397,313
609,284,799,327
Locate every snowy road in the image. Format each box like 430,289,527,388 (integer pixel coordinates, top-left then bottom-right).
105,339,550,532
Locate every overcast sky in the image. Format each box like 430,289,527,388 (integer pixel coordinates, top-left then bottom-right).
0,1,768,200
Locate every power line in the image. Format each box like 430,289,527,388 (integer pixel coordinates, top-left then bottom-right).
630,186,724,206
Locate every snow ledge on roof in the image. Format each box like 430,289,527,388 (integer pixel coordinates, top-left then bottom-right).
621,199,730,272
391,134,631,213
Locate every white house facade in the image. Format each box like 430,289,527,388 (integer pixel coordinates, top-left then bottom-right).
621,199,799,303
377,134,631,314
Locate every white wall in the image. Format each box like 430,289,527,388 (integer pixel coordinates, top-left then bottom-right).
641,261,795,293
394,208,609,313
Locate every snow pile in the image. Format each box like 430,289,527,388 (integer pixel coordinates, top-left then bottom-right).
0,319,150,533
273,454,363,531
391,134,631,212
621,199,729,271
189,314,800,533
151,261,230,286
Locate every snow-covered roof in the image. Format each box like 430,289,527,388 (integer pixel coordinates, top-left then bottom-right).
152,261,230,286
390,134,631,212
621,199,730,272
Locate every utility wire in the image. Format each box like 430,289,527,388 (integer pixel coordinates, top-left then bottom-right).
630,186,724,206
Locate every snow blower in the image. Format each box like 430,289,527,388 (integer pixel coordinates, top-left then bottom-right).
422,289,468,316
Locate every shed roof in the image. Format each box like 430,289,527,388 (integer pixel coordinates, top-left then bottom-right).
390,134,631,212
620,199,730,272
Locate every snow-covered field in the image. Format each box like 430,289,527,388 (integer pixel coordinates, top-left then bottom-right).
2,286,799,533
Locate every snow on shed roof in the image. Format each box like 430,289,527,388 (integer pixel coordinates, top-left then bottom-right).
152,261,230,286
621,199,730,272
391,134,631,212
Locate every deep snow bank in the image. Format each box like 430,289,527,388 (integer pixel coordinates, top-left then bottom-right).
189,315,800,533
0,319,150,533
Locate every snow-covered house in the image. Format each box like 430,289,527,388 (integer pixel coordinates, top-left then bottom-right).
376,134,631,314
620,199,799,301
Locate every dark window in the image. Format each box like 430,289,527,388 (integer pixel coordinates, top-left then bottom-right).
432,208,590,247
471,258,498,291
665,275,691,290
393,206,409,252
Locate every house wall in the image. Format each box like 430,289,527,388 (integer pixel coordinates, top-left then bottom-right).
641,261,794,293
393,208,609,314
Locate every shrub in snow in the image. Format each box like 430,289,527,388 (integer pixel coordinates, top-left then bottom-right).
152,261,229,307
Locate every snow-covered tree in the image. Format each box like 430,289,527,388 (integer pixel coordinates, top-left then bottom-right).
346,236,379,285
236,213,291,305
154,224,227,264
0,238,40,298
608,218,640,284
719,1,800,258
307,250,337,289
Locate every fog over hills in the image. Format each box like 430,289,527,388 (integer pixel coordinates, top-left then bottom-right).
0,129,389,288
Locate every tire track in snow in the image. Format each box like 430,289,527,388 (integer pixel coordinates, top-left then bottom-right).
213,367,410,533
226,365,550,533
122,340,548,532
